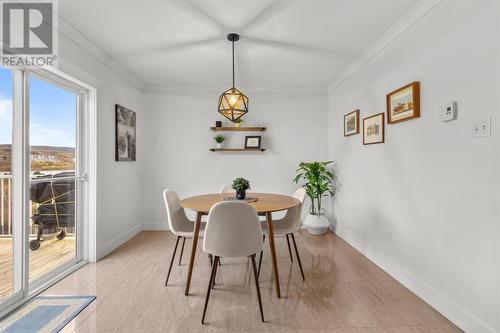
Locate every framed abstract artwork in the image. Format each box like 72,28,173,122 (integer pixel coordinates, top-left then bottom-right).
363,113,385,145
115,104,136,161
386,81,420,124
344,110,360,136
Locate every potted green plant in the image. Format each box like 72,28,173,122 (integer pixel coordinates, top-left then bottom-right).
234,118,243,128
293,161,335,235
214,135,225,149
232,177,250,200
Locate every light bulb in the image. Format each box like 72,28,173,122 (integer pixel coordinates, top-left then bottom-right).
229,95,238,107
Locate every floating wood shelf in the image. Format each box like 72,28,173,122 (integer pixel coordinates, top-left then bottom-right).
210,127,266,132
209,148,266,152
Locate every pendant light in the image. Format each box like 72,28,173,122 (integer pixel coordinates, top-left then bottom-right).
218,33,249,122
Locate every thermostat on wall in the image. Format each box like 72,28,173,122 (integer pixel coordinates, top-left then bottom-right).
439,102,457,122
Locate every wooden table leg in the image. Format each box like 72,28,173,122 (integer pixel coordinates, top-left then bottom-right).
266,212,281,298
185,211,202,296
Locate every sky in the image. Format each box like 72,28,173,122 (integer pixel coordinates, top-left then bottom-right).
0,67,76,147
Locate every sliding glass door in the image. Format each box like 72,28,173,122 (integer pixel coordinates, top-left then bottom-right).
28,74,82,289
0,68,15,302
0,66,90,313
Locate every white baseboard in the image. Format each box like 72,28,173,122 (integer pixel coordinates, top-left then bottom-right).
330,224,496,333
97,224,143,260
142,222,169,231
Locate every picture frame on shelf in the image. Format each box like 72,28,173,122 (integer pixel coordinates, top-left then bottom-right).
387,81,420,124
244,136,262,149
344,110,360,136
363,113,385,145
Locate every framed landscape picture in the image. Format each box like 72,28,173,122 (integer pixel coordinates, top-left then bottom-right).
363,113,385,145
115,104,136,161
344,110,360,136
386,81,420,124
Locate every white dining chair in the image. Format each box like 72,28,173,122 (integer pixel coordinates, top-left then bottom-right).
163,189,207,286
259,188,307,281
219,184,235,195
201,201,264,324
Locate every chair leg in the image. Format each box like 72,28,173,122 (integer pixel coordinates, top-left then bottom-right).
212,255,219,290
258,235,265,278
286,234,293,262
178,237,185,266
290,234,305,281
202,256,219,324
165,236,181,286
209,255,222,266
251,254,265,322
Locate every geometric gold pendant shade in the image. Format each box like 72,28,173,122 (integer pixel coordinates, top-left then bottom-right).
218,87,249,122
218,33,249,122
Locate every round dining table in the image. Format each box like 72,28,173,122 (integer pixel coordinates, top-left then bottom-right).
180,192,300,299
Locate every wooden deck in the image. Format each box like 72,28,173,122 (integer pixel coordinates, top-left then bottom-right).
0,236,75,299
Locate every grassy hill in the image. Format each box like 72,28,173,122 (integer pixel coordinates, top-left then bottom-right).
0,144,75,172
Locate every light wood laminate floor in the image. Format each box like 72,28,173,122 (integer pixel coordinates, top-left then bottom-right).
43,231,463,333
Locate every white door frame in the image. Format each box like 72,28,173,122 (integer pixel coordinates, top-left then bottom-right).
0,66,97,317
27,66,97,263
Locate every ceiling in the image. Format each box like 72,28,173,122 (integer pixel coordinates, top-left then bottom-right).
59,0,419,91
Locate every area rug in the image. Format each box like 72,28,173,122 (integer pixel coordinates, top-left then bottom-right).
0,295,96,333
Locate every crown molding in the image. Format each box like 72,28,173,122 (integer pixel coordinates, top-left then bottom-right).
143,84,327,95
327,0,442,93
57,17,144,90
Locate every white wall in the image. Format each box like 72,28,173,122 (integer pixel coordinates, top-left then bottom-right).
57,27,145,260
142,91,328,226
328,1,500,332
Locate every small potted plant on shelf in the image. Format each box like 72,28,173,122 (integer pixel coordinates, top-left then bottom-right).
293,161,335,235
214,135,225,149
234,118,243,128
232,177,250,200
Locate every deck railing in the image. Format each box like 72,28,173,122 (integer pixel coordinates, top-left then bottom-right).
0,175,12,236
0,174,75,237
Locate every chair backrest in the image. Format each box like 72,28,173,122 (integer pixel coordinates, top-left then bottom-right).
219,184,235,194
283,188,307,230
163,189,191,235
203,201,263,257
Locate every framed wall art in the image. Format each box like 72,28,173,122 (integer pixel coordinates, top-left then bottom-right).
344,110,360,136
115,104,136,161
386,81,420,124
363,113,385,145
244,136,262,149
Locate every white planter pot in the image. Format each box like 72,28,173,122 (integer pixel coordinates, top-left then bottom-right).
216,143,222,149
304,213,329,235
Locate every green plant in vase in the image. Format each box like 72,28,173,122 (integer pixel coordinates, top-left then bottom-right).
293,161,335,235
234,118,243,128
214,135,225,149
232,177,250,200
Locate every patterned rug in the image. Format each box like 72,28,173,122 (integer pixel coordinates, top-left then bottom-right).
0,295,96,333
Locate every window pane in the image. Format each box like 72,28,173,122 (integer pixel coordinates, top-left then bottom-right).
28,75,77,283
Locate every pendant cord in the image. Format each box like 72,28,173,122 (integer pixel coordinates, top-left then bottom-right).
232,39,235,88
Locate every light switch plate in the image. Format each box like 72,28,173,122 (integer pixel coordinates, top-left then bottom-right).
472,117,491,138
